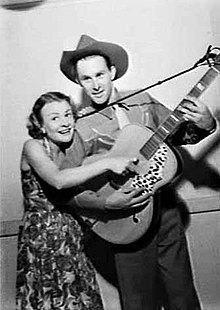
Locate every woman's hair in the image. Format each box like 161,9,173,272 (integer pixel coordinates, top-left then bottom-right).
27,91,77,139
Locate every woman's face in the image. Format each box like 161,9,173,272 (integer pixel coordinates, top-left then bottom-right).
41,100,75,144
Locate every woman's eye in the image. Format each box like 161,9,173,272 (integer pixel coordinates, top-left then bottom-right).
65,113,73,118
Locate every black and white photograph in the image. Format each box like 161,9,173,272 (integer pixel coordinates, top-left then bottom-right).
0,0,220,309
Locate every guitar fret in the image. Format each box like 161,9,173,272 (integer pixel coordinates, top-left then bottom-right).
188,87,202,98
148,137,162,149
169,113,180,122
141,111,184,159
142,140,156,155
188,68,219,98
173,109,184,119
162,116,181,132
141,145,152,159
160,126,169,133
196,82,206,92
212,66,220,73
164,119,178,130
141,135,163,159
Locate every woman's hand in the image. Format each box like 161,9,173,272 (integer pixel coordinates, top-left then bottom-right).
104,157,139,175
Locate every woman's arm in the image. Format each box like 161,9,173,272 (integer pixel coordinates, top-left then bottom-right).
22,139,135,190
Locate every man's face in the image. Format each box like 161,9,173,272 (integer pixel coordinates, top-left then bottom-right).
76,55,116,106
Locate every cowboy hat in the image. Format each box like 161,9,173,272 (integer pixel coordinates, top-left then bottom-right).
60,34,129,83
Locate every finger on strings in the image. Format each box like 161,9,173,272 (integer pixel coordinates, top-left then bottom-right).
130,195,153,209
184,95,198,105
132,192,152,204
128,187,146,197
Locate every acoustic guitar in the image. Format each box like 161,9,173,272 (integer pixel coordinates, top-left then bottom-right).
77,52,220,244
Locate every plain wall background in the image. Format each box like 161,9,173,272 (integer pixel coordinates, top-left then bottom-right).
0,0,220,309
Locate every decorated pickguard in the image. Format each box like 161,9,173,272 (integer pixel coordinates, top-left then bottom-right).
132,145,168,194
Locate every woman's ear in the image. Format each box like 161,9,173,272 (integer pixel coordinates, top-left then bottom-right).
110,66,116,80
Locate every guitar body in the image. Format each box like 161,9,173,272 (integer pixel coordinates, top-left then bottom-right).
77,124,179,244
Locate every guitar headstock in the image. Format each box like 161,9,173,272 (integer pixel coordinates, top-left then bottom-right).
211,47,220,72
197,45,220,71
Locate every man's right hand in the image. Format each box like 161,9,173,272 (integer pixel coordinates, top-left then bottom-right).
105,187,152,210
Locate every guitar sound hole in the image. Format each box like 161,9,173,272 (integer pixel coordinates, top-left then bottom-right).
133,214,139,223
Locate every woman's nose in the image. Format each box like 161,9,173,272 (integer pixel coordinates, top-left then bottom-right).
61,117,70,126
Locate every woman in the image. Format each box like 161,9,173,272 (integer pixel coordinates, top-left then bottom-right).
16,91,137,310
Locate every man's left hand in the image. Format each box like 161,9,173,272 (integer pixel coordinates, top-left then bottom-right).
177,96,216,131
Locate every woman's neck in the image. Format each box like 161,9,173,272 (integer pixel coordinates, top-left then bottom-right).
45,137,73,159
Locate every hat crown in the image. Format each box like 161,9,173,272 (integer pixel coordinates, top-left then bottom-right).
60,34,129,83
76,34,97,50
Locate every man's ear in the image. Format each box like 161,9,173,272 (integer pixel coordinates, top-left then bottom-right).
110,66,116,80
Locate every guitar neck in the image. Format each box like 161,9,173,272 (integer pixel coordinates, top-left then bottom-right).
141,57,220,160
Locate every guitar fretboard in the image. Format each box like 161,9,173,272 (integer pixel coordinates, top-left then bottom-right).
140,56,220,160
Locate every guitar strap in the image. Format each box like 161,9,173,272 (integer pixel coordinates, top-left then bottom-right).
113,104,130,129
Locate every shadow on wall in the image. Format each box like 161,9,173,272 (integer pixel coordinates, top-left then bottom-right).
172,117,220,227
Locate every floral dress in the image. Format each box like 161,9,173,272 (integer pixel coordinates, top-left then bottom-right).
16,135,104,310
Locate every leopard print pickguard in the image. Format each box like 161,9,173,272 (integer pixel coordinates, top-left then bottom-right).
132,145,168,194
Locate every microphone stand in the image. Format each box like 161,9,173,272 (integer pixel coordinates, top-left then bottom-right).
78,46,219,118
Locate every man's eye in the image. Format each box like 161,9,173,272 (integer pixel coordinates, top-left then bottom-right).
52,117,58,121
82,76,90,81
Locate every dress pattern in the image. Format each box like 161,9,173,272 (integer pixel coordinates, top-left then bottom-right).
16,148,103,310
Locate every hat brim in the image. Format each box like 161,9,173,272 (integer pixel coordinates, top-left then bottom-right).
60,41,128,83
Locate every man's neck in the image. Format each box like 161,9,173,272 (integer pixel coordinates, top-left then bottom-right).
109,87,119,105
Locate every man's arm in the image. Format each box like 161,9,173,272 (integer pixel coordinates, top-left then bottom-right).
74,187,151,211
138,92,216,146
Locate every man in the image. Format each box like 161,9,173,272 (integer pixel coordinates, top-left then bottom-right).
60,34,216,310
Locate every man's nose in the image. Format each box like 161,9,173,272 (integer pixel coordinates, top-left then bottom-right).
91,78,100,90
